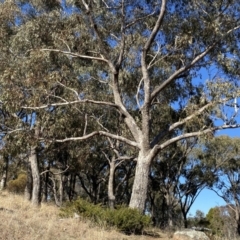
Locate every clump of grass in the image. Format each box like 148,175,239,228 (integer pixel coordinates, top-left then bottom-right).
7,173,27,193
0,191,166,240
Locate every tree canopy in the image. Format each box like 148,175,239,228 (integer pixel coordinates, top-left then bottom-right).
0,0,240,213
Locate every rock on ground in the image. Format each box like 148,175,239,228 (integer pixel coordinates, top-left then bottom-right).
173,230,210,240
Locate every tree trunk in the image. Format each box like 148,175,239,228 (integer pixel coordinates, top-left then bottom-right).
129,152,151,213
183,212,188,228
165,193,174,228
50,175,61,207
236,211,240,235
42,166,50,202
30,146,41,206
0,154,8,191
67,173,76,201
25,159,33,201
165,186,178,228
59,174,64,206
108,160,116,209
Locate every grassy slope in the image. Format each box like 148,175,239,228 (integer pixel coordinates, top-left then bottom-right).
0,192,171,240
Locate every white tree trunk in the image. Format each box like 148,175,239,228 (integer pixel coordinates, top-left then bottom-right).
30,146,40,206
108,160,116,209
25,160,33,201
0,155,8,191
129,151,151,212
166,193,174,228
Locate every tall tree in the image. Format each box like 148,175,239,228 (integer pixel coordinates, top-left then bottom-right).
1,0,240,213
203,136,240,235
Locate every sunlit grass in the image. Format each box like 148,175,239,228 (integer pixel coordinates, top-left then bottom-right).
0,191,167,240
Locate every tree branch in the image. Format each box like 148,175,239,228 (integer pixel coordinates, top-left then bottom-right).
143,0,166,52
40,48,108,63
40,165,69,176
115,0,126,70
82,0,109,59
151,43,216,102
126,11,156,29
168,102,213,131
55,130,139,148
152,124,240,157
140,0,166,147
22,99,119,109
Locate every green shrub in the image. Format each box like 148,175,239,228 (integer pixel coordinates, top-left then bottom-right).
60,198,106,223
60,198,151,234
110,206,151,234
7,173,27,193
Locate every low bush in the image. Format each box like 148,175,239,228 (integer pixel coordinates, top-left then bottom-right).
110,206,151,234
7,173,27,193
60,198,151,234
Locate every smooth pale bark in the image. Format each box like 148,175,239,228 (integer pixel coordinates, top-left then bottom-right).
50,174,64,207
165,192,174,228
0,154,8,191
0,172,7,191
42,168,49,202
25,160,33,201
29,146,41,206
59,175,64,206
51,176,61,206
108,159,116,209
129,152,151,212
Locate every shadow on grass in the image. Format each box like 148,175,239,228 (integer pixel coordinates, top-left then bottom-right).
142,230,162,238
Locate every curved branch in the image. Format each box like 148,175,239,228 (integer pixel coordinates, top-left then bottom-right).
169,102,214,131
126,11,156,29
41,48,108,63
55,130,139,148
152,123,240,157
151,43,216,102
40,165,69,176
143,0,166,52
22,99,119,109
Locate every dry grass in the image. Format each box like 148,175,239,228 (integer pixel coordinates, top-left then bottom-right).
0,191,171,240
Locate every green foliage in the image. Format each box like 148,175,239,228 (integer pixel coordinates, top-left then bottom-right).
206,207,224,236
110,206,151,234
60,197,105,224
7,173,27,194
1,0,240,224
188,210,210,229
60,198,151,234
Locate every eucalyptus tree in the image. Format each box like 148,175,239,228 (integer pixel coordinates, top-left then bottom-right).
101,138,134,208
148,137,212,228
202,136,240,235
207,205,239,239
177,163,213,228
1,0,240,212
148,139,193,228
0,0,88,206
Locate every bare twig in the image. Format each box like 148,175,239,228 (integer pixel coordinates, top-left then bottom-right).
57,81,80,100
41,48,108,63
22,99,119,109
55,130,139,148
40,165,69,176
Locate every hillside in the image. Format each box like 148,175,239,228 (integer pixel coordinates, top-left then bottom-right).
0,192,171,240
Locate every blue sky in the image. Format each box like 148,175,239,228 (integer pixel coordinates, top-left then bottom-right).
188,189,226,217
187,61,240,217
189,127,240,217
